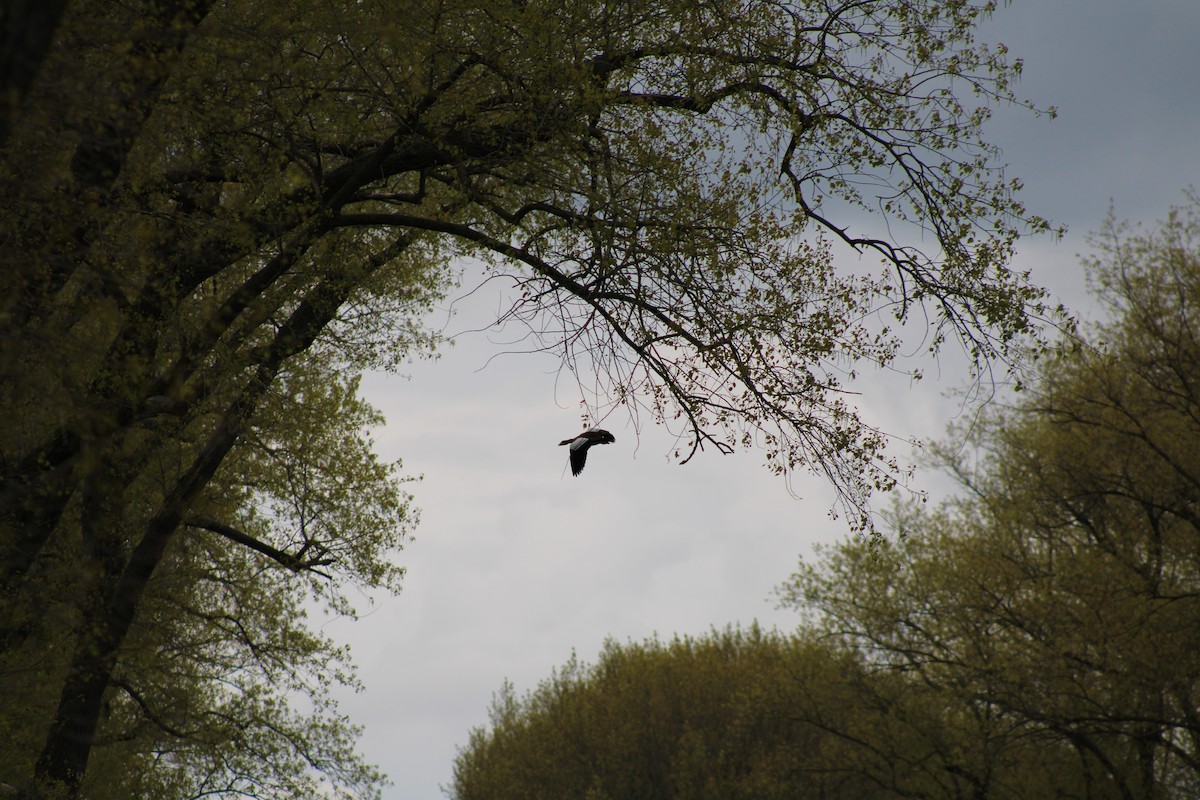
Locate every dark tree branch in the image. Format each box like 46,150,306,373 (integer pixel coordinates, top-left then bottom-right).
185,515,334,578
111,678,197,740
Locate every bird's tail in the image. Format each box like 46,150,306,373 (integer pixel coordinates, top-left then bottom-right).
558,439,574,446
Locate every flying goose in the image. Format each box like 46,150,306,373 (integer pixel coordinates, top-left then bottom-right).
558,428,615,476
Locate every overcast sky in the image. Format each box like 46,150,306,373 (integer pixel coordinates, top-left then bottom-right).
327,2,1200,798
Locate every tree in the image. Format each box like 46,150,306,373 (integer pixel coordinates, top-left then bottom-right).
1,353,415,800
452,627,1087,800
781,195,1200,799
3,0,1053,796
451,629,862,800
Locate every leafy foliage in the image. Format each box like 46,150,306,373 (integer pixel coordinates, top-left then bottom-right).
453,629,858,800
0,354,412,800
2,0,1054,797
452,627,1086,799
782,195,1200,799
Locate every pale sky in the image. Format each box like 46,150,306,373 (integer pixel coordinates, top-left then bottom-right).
326,2,1200,798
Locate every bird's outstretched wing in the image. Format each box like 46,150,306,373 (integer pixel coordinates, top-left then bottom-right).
568,444,589,476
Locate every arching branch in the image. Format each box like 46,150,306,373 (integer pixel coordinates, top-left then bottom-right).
184,516,334,578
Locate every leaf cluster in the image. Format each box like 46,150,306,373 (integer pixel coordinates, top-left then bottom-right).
782,195,1200,798
453,624,1085,800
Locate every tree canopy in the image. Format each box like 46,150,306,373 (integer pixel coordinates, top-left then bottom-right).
452,626,1091,800
782,195,1200,799
2,0,1054,797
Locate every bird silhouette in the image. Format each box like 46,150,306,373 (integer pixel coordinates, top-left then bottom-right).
558,428,615,476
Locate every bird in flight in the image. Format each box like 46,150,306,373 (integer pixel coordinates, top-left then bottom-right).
558,428,615,476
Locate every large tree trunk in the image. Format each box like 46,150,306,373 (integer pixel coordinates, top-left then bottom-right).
0,0,70,145
28,267,365,797
33,618,125,797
